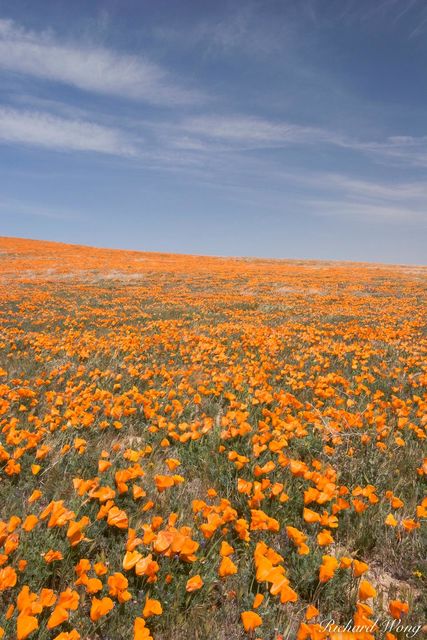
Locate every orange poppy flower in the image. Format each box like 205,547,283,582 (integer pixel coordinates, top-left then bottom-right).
67,516,90,546
253,594,264,609
339,556,353,569
358,580,377,601
385,513,398,527
57,588,79,611
135,554,159,580
98,459,112,472
22,515,39,532
90,596,114,621
75,558,91,576
52,631,81,640
241,610,262,632
86,577,103,594
143,597,163,617
278,583,298,603
186,575,204,592
317,529,334,546
401,519,420,531
303,508,321,523
389,600,409,619
108,572,131,602
94,562,108,576
123,550,143,571
28,490,42,503
16,614,39,640
319,555,338,583
47,606,69,629
38,589,57,608
133,485,146,499
107,506,129,529
154,475,175,491
43,550,63,563
305,604,319,621
219,556,238,577
134,617,153,640
0,565,18,590
352,559,369,577
220,541,234,556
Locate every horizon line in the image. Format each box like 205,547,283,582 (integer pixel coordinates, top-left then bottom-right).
1,234,426,270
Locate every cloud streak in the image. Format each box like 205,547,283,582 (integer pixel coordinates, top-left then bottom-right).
0,107,136,156
168,114,427,169
305,198,426,223
177,115,346,149
0,19,203,106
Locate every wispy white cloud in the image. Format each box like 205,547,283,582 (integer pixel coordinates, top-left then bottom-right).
175,114,347,149
139,145,427,224
305,198,426,222
166,114,427,169
9,93,93,120
277,170,427,222
1,15,425,170
276,170,427,202
352,136,427,168
319,173,427,201
0,19,204,105
0,107,136,156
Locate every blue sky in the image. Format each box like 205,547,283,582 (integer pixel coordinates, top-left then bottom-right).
1,0,426,264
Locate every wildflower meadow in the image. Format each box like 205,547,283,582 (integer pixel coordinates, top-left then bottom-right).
0,237,425,640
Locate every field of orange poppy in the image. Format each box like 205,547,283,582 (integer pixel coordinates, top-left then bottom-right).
0,237,425,640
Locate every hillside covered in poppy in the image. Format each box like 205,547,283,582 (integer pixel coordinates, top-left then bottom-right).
0,237,425,640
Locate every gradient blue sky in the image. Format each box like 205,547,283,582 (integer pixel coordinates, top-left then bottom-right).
1,0,426,264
